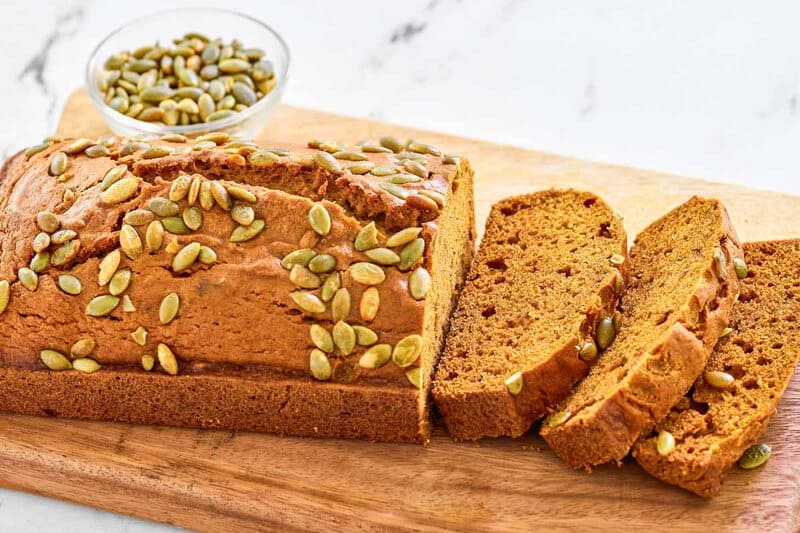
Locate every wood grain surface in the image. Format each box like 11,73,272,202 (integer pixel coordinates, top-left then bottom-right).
0,89,796,532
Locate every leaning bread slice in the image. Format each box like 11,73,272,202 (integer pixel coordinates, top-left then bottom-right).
633,240,800,497
540,196,742,468
433,190,628,440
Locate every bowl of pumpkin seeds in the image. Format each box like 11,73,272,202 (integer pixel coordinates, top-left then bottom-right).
86,8,289,138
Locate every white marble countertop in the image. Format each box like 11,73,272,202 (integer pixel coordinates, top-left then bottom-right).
1,0,799,531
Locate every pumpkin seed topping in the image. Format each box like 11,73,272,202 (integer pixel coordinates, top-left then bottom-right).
290,265,322,289
310,324,334,353
352,325,378,346
98,249,121,286
141,354,155,371
419,189,446,208
41,349,72,371
309,349,332,380
705,370,735,389
231,204,255,226
108,268,131,296
51,240,81,267
24,142,51,158
405,367,422,388
18,267,38,291
392,334,424,368
71,338,96,358
227,186,257,203
349,262,386,285
739,443,771,469
370,165,400,177
162,217,192,235
403,160,428,179
198,246,217,264
149,197,180,217
443,155,460,165
165,237,182,254
359,344,392,369
157,343,179,375
86,295,120,317
123,209,155,227
379,182,409,200
32,232,51,253
578,340,598,362
733,257,748,279
547,411,571,428
354,222,380,251
122,295,136,312
30,252,50,273
409,267,431,300
119,224,143,259
187,176,202,206
281,248,316,270
308,203,332,236
169,175,192,202
313,151,343,175
101,165,129,191
331,288,351,322
49,152,68,176
0,280,9,314
131,326,148,346
210,181,231,211
504,372,524,395
159,292,180,325
408,142,442,156
656,430,676,456
386,173,422,185
360,143,393,154
182,206,203,231
320,272,341,303
332,151,368,162
290,291,326,314
57,274,82,296
142,147,173,159
250,149,280,166
146,220,165,252
332,321,356,355
101,177,140,205
379,136,404,153
37,211,60,233
308,254,337,274
173,242,201,272
398,238,425,271
85,145,110,158
360,287,380,321
365,248,400,266
73,358,101,374
230,219,265,242
348,161,375,174
596,316,616,351
386,227,421,248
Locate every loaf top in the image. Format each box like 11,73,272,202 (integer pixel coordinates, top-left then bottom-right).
633,239,800,497
0,134,468,385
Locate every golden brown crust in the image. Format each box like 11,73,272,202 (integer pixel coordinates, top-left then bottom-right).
540,197,743,468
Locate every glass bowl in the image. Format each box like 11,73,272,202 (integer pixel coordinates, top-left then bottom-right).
86,7,289,139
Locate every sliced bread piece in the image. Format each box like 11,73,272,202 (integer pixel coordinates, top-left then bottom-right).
633,239,800,497
540,196,743,468
432,190,628,440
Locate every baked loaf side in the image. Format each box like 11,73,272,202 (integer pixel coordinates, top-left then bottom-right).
540,197,743,467
0,135,474,443
433,190,628,440
633,240,800,497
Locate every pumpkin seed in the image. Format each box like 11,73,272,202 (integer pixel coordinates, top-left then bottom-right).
332,151,368,162
227,186,257,203
206,181,230,211
360,144,392,154
359,344,392,369
713,248,728,279
370,166,399,177
57,274,82,295
0,280,8,314
72,358,101,374
348,162,375,174
309,349,332,380
40,350,71,371
360,287,380,321
739,443,771,469
109,268,132,296
596,317,616,350
143,220,163,253
310,324,334,353
98,249,121,286
409,267,431,300
386,227,421,248
349,262,386,285
733,257,748,279
290,291,326,314
161,217,191,235
403,160,428,179
148,197,179,217
186,176,202,206
380,182,409,200
392,334,424,368
131,326,148,346
71,338,96,357
24,142,51,158
705,370,735,389
122,295,136,312
656,430,676,456
36,211,59,233
206,110,236,122
306,254,335,274
169,175,192,202
197,132,231,144
51,229,77,245
290,265,322,289
119,224,143,259
332,321,356,355
62,138,92,155
123,209,155,227
395,151,428,163
320,272,341,302
51,239,80,267
250,149,280,166
165,237,181,255
317,142,342,154
308,203,332,236
101,177,139,205
159,292,180,325
100,165,128,191
419,189,446,208
578,340,598,362
138,108,165,122
399,238,425,271
230,219,265,242
197,246,217,265
141,354,155,371
18,267,37,291
331,288,351,322
504,372,524,395
281,248,316,270
86,295,120,317
408,142,442,156
30,252,50,273
443,155,460,165
379,136,404,153
180,206,202,232
405,367,422,388
365,248,400,266
85,144,109,158
157,343,179,375
354,222,379,251
350,326,376,347
120,141,149,156
313,151,343,175
409,194,442,212
49,152,68,176
547,411,571,428
173,242,201,272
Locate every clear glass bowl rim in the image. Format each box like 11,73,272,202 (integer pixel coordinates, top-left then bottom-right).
84,6,290,136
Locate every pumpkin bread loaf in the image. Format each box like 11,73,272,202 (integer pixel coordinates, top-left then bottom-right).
0,135,474,443
633,239,800,497
540,197,743,467
432,190,628,440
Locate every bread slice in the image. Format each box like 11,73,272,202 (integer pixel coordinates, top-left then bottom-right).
540,196,743,467
633,239,800,497
432,190,628,440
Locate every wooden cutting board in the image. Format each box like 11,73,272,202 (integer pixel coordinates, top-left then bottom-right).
0,89,797,532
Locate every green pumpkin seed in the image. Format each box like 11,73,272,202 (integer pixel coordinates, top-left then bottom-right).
57,274,82,295
332,321,356,355
119,224,143,259
379,136,404,153
86,295,120,317
331,288,351,322
596,316,616,350
161,132,188,142
161,217,191,235
142,147,173,159
182,206,203,231
36,211,59,233
169,175,192,202
395,151,428,163
141,354,155,371
308,203,332,236
30,252,50,273
85,144,109,158
443,155,461,165
206,110,235,122
392,334,424,368
187,176,202,206
405,367,422,388
739,443,771,469
198,246,217,265
230,219,265,242
173,242,201,272
310,324,334,353
249,149,280,166
360,144,392,154
218,58,251,73
159,292,180,325
101,177,139,205
403,160,428,179
332,151,368,162
122,295,136,312
226,204,253,227
157,343,179,375
354,222,379,251
51,239,81,267
71,338,96,357
370,165,400,177
51,229,77,245
72,358,101,374
0,280,9,314
131,326,148,346
359,344,392,369
24,142,51,158
705,370,735,389
408,142,442,156
49,152,68,176
197,132,231,144
227,186,257,203
32,232,50,253
309,349,332,380
578,340,598,362
40,350,71,371
379,182,409,200
365,248,400,266
409,267,431,300
123,209,155,226
320,272,341,303
149,197,180,217
349,262,386,285
281,248,316,270
98,249,121,286
63,138,93,155
139,85,173,102
353,325,378,346
289,265,322,289
208,181,230,211
657,430,676,456
138,108,165,122
348,161,375,174
232,82,257,105
290,291,326,314
547,411,571,428
313,151,343,175
109,268,132,296
360,287,380,321
504,372,524,395
713,248,728,279
317,142,342,154
733,257,748,279
399,238,425,271
308,254,337,274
